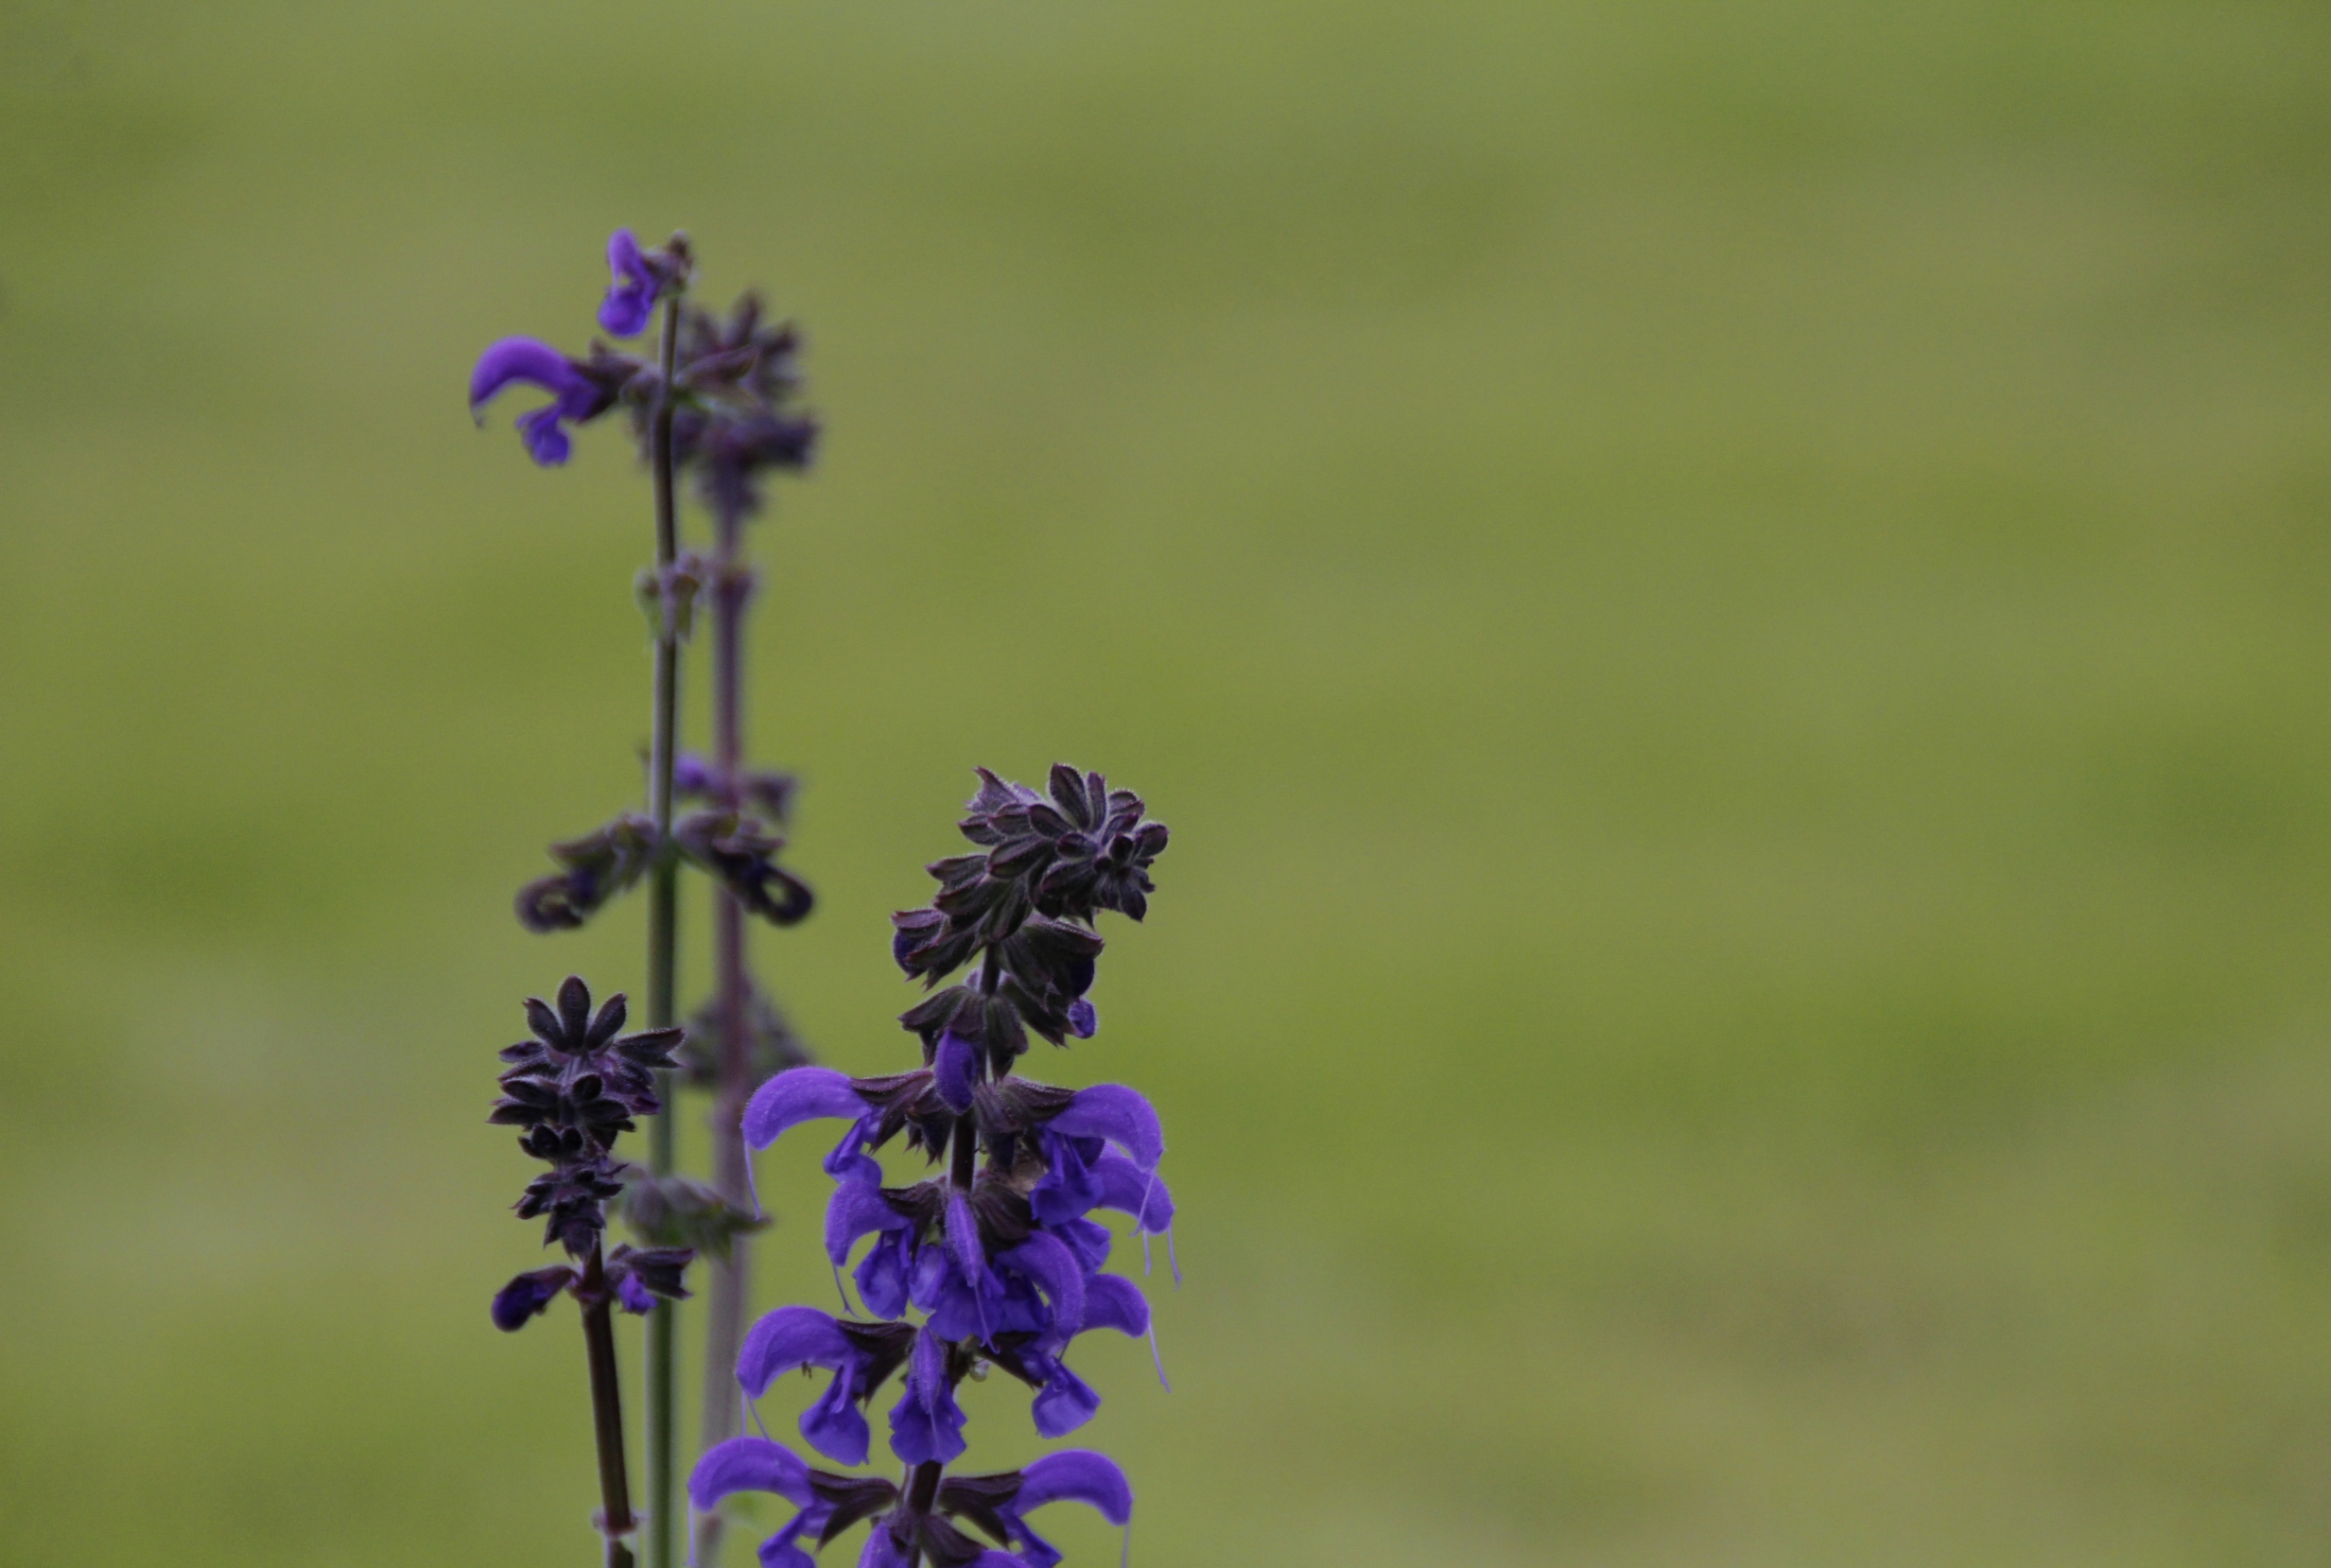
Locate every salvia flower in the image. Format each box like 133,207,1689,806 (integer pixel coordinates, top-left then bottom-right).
469,337,633,466
695,768,1173,1562
692,1436,1132,1568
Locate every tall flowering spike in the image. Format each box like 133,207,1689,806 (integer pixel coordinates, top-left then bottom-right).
715,768,1173,1567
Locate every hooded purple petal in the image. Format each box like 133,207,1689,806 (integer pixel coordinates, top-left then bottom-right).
1001,1231,1086,1353
737,1304,852,1395
469,337,583,410
688,1436,813,1509
744,1067,866,1151
1017,1449,1133,1524
1049,1085,1164,1170
856,1228,914,1318
598,229,660,338
826,1180,910,1265
800,1365,872,1466
887,1329,967,1465
1030,1359,1102,1437
1079,1273,1150,1339
933,1029,982,1112
1030,1133,1106,1227
1093,1154,1174,1232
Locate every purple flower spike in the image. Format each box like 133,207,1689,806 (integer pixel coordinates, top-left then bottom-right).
599,229,662,338
888,1327,968,1465
469,338,610,467
743,1066,865,1150
1050,1084,1165,1170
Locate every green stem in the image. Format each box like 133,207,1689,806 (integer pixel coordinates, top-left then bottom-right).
643,287,684,1568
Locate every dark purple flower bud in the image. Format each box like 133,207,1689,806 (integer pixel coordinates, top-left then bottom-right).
1067,999,1097,1038
491,1265,578,1331
514,812,659,932
673,808,814,926
469,337,618,466
606,1244,694,1314
887,1326,968,1466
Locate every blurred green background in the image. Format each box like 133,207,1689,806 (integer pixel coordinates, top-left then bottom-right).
6,1,2331,1562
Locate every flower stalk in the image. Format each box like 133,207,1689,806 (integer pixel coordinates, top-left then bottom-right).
472,228,822,1567
692,766,1171,1568
641,274,687,1568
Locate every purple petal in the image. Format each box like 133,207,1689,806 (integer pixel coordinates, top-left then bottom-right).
469,337,581,410
1018,1450,1134,1524
1001,1231,1086,1353
800,1366,871,1467
1050,1085,1163,1170
887,1329,967,1465
737,1305,850,1395
490,1265,576,1332
743,1067,865,1151
516,408,572,466
689,1436,812,1508
1030,1133,1106,1227
826,1181,909,1265
598,229,658,338
615,1272,656,1315
856,1229,913,1318
856,1528,914,1568
1031,1360,1101,1438
1094,1154,1174,1232
1079,1274,1150,1339
825,1112,884,1182
946,1192,986,1281
933,1029,982,1112
1067,999,1097,1038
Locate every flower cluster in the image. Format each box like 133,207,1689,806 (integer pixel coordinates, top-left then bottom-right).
691,766,1172,1567
470,229,819,494
487,975,695,1329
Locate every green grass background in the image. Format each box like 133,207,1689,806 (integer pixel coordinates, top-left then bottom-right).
6,1,2331,1562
